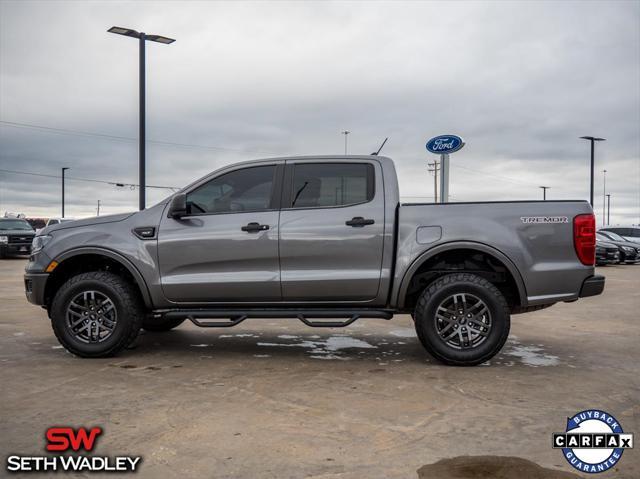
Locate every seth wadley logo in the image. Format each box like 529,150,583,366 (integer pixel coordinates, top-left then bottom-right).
553,410,634,474
6,426,142,473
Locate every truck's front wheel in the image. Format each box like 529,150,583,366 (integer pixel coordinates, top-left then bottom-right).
50,272,143,358
414,273,510,366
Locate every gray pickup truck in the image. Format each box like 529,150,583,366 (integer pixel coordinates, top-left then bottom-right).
24,156,604,365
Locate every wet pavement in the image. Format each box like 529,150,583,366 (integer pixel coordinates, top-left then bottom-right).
1,257,638,478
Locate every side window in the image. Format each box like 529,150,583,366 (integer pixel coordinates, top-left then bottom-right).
186,165,276,214
290,163,374,208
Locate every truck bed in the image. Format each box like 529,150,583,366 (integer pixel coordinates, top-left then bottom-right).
392,200,594,308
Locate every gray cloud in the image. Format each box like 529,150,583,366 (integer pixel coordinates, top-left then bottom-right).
1,0,638,225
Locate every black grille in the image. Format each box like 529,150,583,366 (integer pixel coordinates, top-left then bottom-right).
8,235,34,244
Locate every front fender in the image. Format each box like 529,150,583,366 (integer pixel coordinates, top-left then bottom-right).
55,246,153,309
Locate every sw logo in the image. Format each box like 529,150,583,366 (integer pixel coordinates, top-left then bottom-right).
5,426,141,473
46,426,102,452
553,409,634,474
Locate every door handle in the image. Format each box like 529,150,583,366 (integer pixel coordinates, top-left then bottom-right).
241,222,269,233
345,217,375,227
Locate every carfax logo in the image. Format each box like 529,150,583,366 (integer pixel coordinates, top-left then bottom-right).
553,410,634,474
5,426,142,473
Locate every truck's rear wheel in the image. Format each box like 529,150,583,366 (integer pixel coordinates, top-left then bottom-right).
50,272,143,358
142,317,186,332
414,273,510,366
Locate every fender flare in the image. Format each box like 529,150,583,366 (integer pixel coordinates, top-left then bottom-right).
54,247,153,308
396,241,527,309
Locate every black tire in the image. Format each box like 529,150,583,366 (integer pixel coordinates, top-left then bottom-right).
142,316,186,332
50,271,144,358
414,273,510,366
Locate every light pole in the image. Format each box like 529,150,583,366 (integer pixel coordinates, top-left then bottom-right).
61,167,70,218
341,130,350,155
602,169,607,226
580,136,606,207
539,186,550,201
108,26,175,211
606,193,611,226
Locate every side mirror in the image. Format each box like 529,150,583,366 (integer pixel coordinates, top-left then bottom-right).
168,193,187,219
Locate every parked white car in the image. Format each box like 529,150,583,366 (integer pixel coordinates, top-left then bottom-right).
35,217,75,234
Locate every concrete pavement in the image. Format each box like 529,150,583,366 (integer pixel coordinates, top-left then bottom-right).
1,258,638,478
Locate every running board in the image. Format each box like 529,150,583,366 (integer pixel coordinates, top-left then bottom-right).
163,309,393,328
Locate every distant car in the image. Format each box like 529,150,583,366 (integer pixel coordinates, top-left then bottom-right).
595,239,620,266
597,231,640,264
600,226,640,244
47,218,74,226
0,218,36,258
36,218,75,234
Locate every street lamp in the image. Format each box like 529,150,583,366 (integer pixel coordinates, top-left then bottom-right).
341,130,350,155
107,26,176,211
61,167,70,218
602,169,607,227
605,193,611,226
579,136,606,207
539,186,550,201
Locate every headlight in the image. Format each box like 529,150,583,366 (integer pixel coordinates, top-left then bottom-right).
623,246,634,253
0,235,7,244
31,235,52,253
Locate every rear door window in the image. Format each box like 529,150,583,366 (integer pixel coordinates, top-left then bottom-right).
289,163,374,209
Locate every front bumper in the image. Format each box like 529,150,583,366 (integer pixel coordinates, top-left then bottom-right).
1,243,32,255
24,272,49,306
596,249,619,264
579,275,605,298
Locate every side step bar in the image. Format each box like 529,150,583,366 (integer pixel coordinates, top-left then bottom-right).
163,309,394,328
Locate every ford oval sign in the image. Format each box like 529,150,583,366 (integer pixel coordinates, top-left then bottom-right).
426,135,465,154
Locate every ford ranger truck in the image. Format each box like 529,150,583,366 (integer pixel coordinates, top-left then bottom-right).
24,156,604,365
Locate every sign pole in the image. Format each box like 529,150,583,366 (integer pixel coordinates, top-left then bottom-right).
426,135,464,205
440,153,449,203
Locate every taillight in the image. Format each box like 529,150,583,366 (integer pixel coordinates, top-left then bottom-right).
574,214,596,265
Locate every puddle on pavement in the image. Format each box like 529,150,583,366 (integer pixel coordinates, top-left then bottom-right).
390,328,417,338
257,335,377,360
502,337,560,367
417,456,581,479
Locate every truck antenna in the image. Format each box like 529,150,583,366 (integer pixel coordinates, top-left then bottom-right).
371,137,388,156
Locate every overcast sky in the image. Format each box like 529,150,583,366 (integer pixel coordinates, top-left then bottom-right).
1,0,638,226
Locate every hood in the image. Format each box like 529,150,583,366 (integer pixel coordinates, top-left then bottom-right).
41,212,135,235
596,240,617,249
600,238,637,248
0,229,35,236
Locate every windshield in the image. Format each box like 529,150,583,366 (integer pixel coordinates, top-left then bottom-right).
0,219,34,231
602,231,625,242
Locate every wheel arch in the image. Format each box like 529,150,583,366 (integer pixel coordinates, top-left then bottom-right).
396,241,527,311
44,247,153,310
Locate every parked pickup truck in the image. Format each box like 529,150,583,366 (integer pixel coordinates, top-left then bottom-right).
1,218,36,258
24,156,604,365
